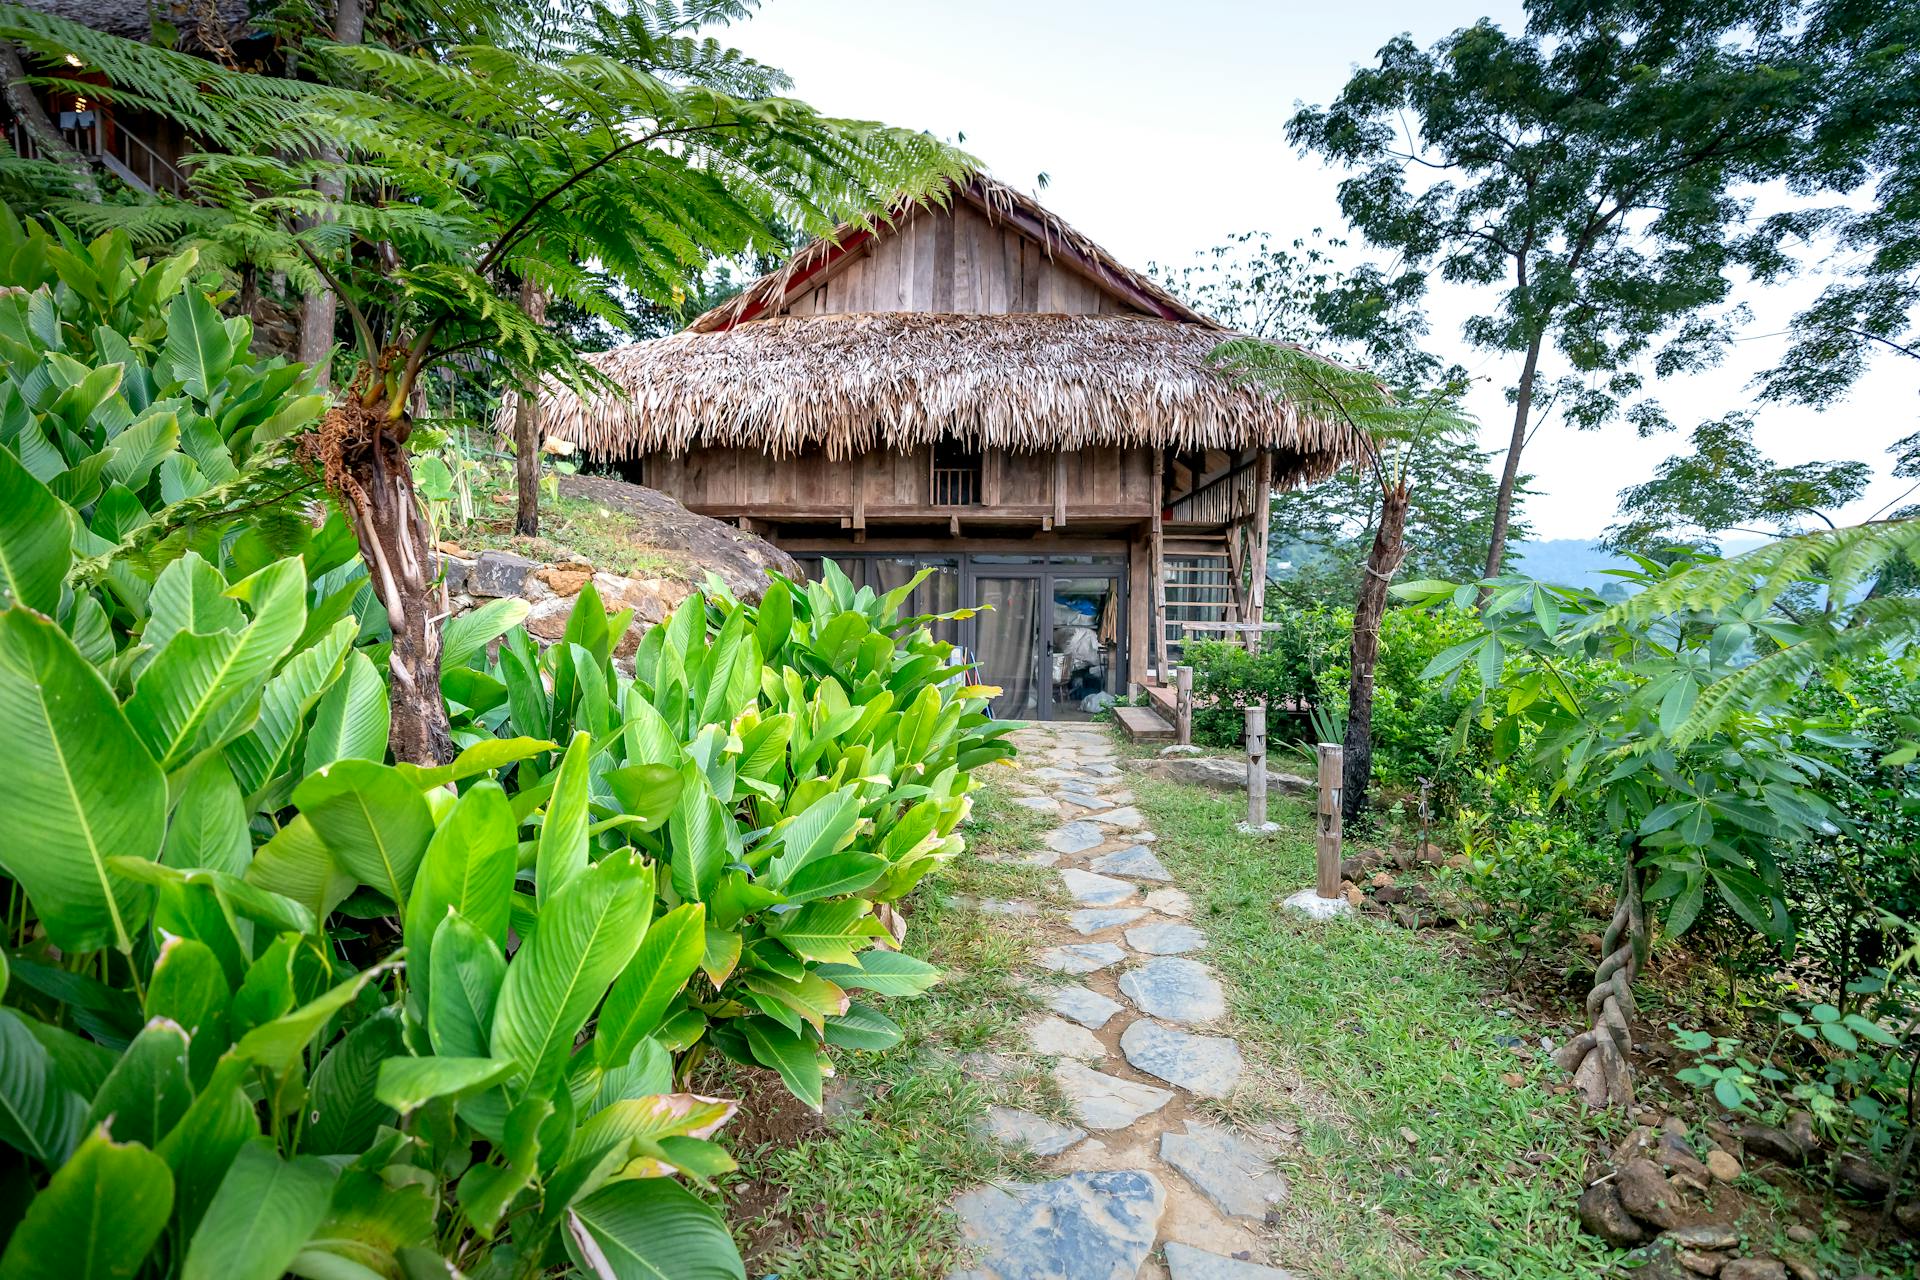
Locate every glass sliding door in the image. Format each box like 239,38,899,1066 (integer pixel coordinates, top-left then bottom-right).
1045,573,1122,720
973,575,1041,722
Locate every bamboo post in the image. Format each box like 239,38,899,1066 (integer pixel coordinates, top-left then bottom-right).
1316,742,1343,898
1175,665,1193,746
1246,703,1268,830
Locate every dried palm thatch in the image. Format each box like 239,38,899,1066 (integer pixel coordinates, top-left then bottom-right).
689,174,1211,332
513,312,1366,486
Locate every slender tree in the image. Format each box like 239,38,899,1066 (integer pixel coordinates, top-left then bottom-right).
1289,8,1814,582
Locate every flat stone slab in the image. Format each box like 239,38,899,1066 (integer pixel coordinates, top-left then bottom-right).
1125,922,1207,955
1090,845,1173,881
1159,1120,1290,1220
1036,942,1127,974
1144,888,1193,917
1045,822,1106,855
1053,1061,1175,1130
1031,767,1089,783
1040,983,1123,1030
951,1170,1165,1280
979,898,1040,917
1026,1014,1107,1060
1120,1020,1243,1097
976,1106,1086,1157
1090,806,1147,828
1057,792,1114,812
1068,907,1149,935
1163,1242,1302,1279
1118,957,1227,1024
1060,869,1137,906
1018,849,1062,868
1011,795,1061,815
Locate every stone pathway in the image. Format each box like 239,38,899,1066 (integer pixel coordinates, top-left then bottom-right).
951,724,1302,1280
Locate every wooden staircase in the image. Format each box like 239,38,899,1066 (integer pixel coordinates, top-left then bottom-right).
1161,532,1236,667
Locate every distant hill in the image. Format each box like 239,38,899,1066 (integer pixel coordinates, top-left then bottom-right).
1508,539,1632,590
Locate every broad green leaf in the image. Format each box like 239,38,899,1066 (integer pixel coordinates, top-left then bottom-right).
441,596,530,671
84,1017,192,1147
303,649,388,774
491,852,652,1099
538,730,595,906
0,444,69,612
107,857,316,937
0,1127,172,1280
768,790,860,888
739,1018,823,1111
823,1001,903,1052
165,287,234,401
456,1094,547,1241
375,1056,516,1112
594,1039,675,1111
183,1140,336,1280
226,617,355,795
145,550,241,650
145,934,231,1086
232,959,400,1076
393,735,553,790
0,1007,86,1166
668,770,730,903
0,606,166,952
428,912,504,1061
293,759,434,911
155,1055,254,1238
767,899,884,965
404,779,516,1015
563,1170,746,1280
604,763,684,833
246,815,354,925
163,758,252,876
596,904,706,1067
814,950,939,996
301,1010,403,1155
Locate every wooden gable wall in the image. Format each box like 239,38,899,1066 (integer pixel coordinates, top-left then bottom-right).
774,203,1150,319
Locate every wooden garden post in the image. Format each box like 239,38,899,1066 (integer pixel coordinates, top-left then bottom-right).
1246,703,1268,829
1316,742,1343,898
1175,665,1193,746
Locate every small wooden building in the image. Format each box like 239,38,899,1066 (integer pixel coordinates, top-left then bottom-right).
526,177,1361,722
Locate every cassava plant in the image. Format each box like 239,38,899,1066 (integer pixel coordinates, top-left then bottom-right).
1398,520,1920,1109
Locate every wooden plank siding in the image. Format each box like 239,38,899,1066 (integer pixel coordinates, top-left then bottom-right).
775,203,1130,320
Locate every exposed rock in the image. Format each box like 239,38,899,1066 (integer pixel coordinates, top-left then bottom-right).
1666,1225,1739,1251
1158,1120,1289,1220
1616,1158,1684,1230
1578,1181,1648,1247
556,472,798,596
950,1170,1165,1280
464,549,537,598
1785,1112,1817,1155
1659,1133,1712,1184
1012,796,1061,815
1059,791,1114,813
1118,957,1227,1024
1784,1226,1815,1246
1159,744,1204,756
1026,1015,1107,1060
1046,822,1107,855
1089,845,1173,881
976,1106,1087,1157
1052,1061,1174,1130
1677,1248,1724,1276
1039,983,1123,1030
1895,1200,1920,1235
1720,1260,1787,1280
1089,806,1147,829
1060,869,1137,907
1739,1123,1809,1168
1068,907,1149,935
1135,756,1313,795
535,563,592,596
1834,1151,1892,1200
1339,853,1382,882
1613,1126,1659,1168
1124,922,1208,955
1781,1258,1818,1280
1036,943,1127,975
1162,1242,1302,1279
1119,1020,1243,1097
1705,1149,1742,1183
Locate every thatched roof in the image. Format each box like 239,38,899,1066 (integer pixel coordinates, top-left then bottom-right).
691,175,1211,332
521,312,1364,486
22,0,253,48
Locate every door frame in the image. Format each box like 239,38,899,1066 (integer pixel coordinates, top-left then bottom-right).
960,561,1126,722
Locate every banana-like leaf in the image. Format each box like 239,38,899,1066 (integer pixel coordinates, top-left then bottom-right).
181,1139,336,1280
375,1056,516,1113
0,1007,87,1166
563,1172,745,1280
302,647,388,775
292,760,434,911
83,1016,192,1148
0,445,69,613
403,780,516,1015
595,904,705,1067
537,730,595,907
0,1126,173,1280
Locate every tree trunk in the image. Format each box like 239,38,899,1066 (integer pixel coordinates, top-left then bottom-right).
1552,851,1648,1109
1342,480,1409,822
0,42,100,200
513,277,546,537
325,393,453,766
1481,333,1544,584
295,0,368,387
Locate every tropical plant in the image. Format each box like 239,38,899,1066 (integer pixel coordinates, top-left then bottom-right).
7,1,973,764
1397,519,1920,1109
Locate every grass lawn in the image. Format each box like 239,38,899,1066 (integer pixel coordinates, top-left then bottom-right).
720,767,1062,1280
1128,774,1628,1280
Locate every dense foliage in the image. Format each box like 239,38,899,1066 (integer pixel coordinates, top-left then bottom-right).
0,228,1007,1277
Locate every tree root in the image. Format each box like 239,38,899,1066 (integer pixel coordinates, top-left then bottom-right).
1552,857,1647,1109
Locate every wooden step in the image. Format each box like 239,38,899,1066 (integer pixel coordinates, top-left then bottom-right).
1144,683,1178,715
1115,705,1175,743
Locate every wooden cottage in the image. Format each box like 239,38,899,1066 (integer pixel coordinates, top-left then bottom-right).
526,177,1362,724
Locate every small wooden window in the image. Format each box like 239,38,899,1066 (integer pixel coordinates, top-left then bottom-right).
930,440,981,506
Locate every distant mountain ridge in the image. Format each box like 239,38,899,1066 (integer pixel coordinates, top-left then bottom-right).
1510,535,1770,590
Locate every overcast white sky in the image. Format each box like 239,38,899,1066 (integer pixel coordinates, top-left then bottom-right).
733,0,1918,541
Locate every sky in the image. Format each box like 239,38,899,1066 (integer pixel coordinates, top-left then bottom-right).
728,0,1918,542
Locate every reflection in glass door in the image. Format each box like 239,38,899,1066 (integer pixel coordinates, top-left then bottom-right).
1045,574,1121,721
974,576,1041,721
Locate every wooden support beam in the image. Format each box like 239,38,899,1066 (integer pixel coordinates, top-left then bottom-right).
1151,449,1167,681
1249,449,1273,646
1053,451,1067,529
1316,742,1344,899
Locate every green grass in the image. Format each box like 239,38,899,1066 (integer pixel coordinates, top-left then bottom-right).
1130,776,1625,1280
720,766,1062,1279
